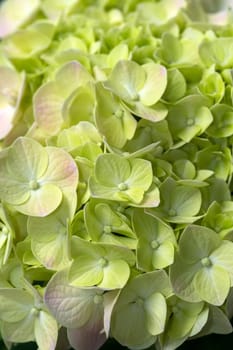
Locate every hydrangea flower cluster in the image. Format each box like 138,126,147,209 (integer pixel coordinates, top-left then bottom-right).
1,1,233,349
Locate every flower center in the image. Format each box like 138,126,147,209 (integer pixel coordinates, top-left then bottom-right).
103,225,112,234
29,180,40,190
1,226,9,235
168,208,176,217
118,182,128,191
186,118,194,126
123,152,130,156
30,307,40,317
135,297,144,306
99,258,108,267
131,92,140,101
94,294,103,304
172,305,180,314
201,257,212,268
117,205,125,213
151,240,160,249
115,110,124,119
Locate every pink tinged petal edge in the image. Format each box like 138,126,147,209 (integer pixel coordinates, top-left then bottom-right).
0,69,25,139
0,103,15,139
67,308,106,350
0,0,40,38
41,147,79,190
33,82,64,136
139,65,167,106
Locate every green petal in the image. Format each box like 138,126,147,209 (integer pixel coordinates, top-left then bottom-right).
171,186,202,217
136,238,154,271
210,240,233,283
1,313,35,343
110,270,171,348
199,37,233,69
14,183,62,217
85,201,135,247
57,122,101,151
179,225,221,263
44,269,102,328
8,137,48,181
170,255,201,302
4,29,51,59
55,61,93,96
42,147,78,191
105,60,146,102
162,68,186,102
179,299,204,317
0,288,34,322
69,256,103,287
135,184,160,208
173,159,196,179
201,178,231,211
127,101,168,122
168,311,198,339
127,158,153,191
138,0,186,25
107,44,129,68
0,170,30,205
198,71,225,103
133,210,175,270
133,209,175,242
111,301,155,349
34,61,93,135
41,0,78,19
167,297,205,339
89,177,122,201
139,63,167,106
99,233,137,250
196,146,231,181
103,290,120,337
159,32,182,65
99,259,130,289
34,311,58,350
167,95,212,142
200,305,232,335
159,178,202,219
119,186,145,204
102,245,135,268
152,241,174,269
194,265,230,305
206,104,233,138
145,292,167,335
95,154,131,187
31,231,70,270
127,270,172,301
95,83,136,148
27,198,71,242
68,84,95,124
189,306,209,337
94,203,125,228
